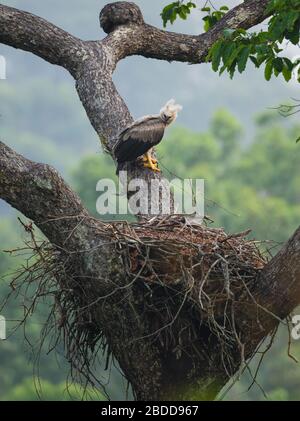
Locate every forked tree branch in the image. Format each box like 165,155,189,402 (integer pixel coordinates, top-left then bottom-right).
0,141,89,250
1,1,299,401
0,0,272,215
0,1,270,151
0,4,86,72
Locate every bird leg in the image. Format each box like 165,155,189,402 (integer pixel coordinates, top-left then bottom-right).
142,151,160,172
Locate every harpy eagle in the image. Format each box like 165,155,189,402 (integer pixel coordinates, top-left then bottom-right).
114,99,182,172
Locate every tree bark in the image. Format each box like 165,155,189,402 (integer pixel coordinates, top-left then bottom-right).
0,1,298,401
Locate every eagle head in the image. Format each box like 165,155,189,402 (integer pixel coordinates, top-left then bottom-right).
160,99,182,125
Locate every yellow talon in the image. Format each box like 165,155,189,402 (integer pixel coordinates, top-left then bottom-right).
143,162,161,172
142,152,160,172
142,156,157,163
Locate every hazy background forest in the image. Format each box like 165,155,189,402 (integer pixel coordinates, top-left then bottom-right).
0,0,300,401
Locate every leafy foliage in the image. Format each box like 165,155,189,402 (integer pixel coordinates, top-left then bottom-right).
161,0,300,83
208,24,300,82
161,1,196,27
207,28,298,81
201,5,229,32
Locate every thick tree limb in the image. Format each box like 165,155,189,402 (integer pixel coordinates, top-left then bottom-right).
258,227,300,322
0,141,90,249
102,0,270,64
0,140,121,296
0,3,85,72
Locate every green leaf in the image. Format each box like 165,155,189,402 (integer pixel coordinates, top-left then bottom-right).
286,10,299,31
282,57,293,71
238,46,251,73
161,2,179,27
221,43,236,65
228,60,237,79
220,6,229,11
161,1,196,27
249,55,259,68
266,0,283,14
203,16,212,32
211,41,223,71
286,19,300,44
219,64,227,75
256,53,270,66
264,60,273,81
255,44,271,55
226,44,245,68
273,57,283,72
213,11,224,21
211,16,219,26
256,31,271,43
179,9,187,19
170,10,178,24
296,136,300,143
282,65,292,81
236,28,247,36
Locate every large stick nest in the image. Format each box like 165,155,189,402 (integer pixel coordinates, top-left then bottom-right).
4,216,270,398
106,216,266,319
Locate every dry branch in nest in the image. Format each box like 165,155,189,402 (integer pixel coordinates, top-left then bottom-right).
3,215,275,397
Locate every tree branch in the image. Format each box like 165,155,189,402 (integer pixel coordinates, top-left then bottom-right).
258,226,300,322
102,0,270,64
0,3,85,72
0,141,89,250
0,140,119,297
